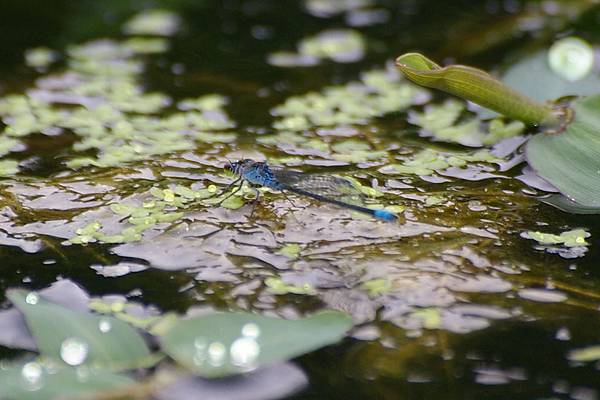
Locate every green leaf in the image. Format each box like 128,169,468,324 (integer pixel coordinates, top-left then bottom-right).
160,311,352,378
503,48,600,104
527,95,600,208
7,289,155,371
0,360,135,400
541,194,600,215
395,52,557,125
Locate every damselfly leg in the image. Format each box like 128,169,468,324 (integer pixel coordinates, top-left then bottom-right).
216,177,243,205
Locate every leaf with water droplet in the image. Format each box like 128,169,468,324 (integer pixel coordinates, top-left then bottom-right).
0,360,136,400
7,289,155,371
160,311,352,378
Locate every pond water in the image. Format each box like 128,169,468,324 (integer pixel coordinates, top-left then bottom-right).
1,1,600,399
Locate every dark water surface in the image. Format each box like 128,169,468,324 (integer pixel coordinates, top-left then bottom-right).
1,1,600,399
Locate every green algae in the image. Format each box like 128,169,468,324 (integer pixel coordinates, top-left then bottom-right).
1,35,235,171
424,196,444,206
298,29,365,63
410,308,442,329
268,29,366,67
0,159,19,177
568,345,600,362
177,95,228,111
67,183,223,244
123,37,169,54
271,67,429,130
409,99,525,147
122,9,181,37
361,278,392,297
522,228,590,247
330,139,388,163
410,99,465,132
257,131,329,152
385,148,498,176
305,0,375,17
0,137,20,157
24,47,58,68
276,243,302,259
265,277,317,295
343,176,384,198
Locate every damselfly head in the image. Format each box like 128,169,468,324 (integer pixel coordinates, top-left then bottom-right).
225,160,239,174
225,159,254,176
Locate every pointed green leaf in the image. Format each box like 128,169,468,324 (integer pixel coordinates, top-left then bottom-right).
0,360,135,400
160,311,352,378
7,289,155,371
527,95,600,209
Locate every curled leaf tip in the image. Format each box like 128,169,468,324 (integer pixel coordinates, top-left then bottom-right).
395,53,559,126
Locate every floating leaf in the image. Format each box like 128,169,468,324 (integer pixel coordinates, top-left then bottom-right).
160,311,352,378
502,44,600,103
8,289,154,371
541,194,600,215
0,360,136,400
527,95,600,208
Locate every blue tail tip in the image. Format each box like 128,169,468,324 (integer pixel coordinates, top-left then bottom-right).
373,209,398,222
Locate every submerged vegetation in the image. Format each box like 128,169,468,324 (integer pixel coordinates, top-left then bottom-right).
0,1,600,399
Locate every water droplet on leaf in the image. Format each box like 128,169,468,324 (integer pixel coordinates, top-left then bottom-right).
21,362,44,391
60,337,89,366
25,292,39,305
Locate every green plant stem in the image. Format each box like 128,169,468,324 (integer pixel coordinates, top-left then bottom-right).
396,53,559,126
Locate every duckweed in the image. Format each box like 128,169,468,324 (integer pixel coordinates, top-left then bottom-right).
24,47,58,68
361,278,391,297
522,228,590,247
411,308,443,329
409,99,525,147
1,34,235,171
122,9,181,36
68,183,224,244
425,196,444,206
0,137,20,157
271,67,429,130
298,29,365,63
265,277,317,295
385,149,498,176
0,160,19,177
276,243,302,259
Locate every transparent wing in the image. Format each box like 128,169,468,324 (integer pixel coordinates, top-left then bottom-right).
271,167,364,204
